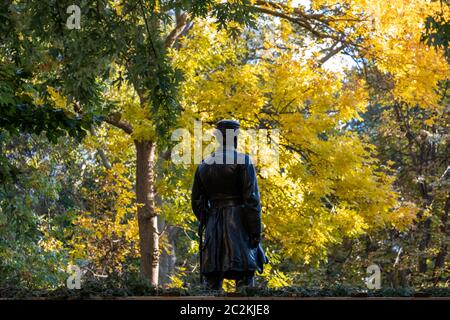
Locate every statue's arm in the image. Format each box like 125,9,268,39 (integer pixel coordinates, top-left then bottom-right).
241,156,262,246
191,167,206,222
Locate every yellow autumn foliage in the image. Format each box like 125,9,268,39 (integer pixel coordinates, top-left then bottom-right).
68,0,447,276
168,12,440,265
69,162,139,274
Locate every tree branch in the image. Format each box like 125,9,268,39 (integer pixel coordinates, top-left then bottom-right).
319,42,348,65
105,113,134,135
251,5,331,40
165,11,188,48
72,99,122,167
251,0,362,50
89,125,112,170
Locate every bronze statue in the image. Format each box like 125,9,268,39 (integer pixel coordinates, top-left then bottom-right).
191,120,268,290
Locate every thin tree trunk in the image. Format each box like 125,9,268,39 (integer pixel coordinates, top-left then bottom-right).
158,217,178,286
418,217,432,273
434,193,449,270
418,179,433,273
135,139,159,285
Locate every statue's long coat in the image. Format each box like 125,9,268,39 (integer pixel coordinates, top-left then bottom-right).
191,146,268,279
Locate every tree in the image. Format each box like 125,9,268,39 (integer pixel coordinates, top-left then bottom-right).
1,0,448,287
1,0,256,285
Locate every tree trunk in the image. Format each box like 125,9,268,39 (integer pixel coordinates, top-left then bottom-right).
154,149,177,285
158,217,178,286
418,217,432,273
417,178,433,274
135,140,159,285
434,193,449,270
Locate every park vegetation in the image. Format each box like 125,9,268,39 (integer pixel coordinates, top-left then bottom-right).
0,0,448,296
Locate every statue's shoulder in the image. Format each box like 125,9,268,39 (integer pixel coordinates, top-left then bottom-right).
200,153,216,166
198,151,253,165
237,152,253,166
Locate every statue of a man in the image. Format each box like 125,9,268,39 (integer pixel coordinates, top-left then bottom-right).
191,119,268,290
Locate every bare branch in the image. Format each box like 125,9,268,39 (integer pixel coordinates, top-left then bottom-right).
173,21,195,50
105,113,134,135
251,0,362,50
89,126,112,170
165,11,189,48
319,42,347,65
72,99,123,166
255,0,363,23
251,5,330,40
